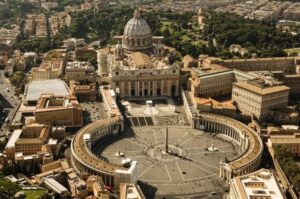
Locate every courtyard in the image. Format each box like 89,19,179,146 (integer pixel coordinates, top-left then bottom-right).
95,126,241,198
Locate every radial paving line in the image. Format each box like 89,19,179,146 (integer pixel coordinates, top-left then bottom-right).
152,130,158,144
138,164,153,178
176,162,185,181
164,163,172,182
192,160,220,170
191,163,219,176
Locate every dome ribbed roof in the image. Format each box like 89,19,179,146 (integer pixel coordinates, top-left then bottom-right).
123,9,151,37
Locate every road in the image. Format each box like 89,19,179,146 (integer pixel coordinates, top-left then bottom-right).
0,70,20,137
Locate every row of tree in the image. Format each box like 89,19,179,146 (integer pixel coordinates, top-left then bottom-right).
275,145,300,192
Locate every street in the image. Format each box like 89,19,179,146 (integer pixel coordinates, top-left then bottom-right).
0,70,19,137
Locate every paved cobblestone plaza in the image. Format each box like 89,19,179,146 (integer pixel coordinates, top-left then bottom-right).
95,126,241,198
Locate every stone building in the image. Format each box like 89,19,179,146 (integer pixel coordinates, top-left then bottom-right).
75,47,97,61
0,25,20,54
65,61,95,82
34,94,83,127
4,124,66,172
70,81,97,101
119,183,145,199
267,125,300,156
32,49,67,80
182,55,197,68
282,3,300,21
228,169,286,199
99,9,180,98
217,57,299,74
232,78,290,121
190,63,234,97
198,56,300,94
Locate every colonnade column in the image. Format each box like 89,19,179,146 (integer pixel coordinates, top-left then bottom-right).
161,80,164,95
142,81,145,97
153,81,157,96
147,81,150,96
135,82,139,97
121,82,124,98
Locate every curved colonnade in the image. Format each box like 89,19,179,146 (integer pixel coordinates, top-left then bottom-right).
193,113,263,183
71,116,124,187
71,112,263,187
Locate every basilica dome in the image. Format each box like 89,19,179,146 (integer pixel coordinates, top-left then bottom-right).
122,9,153,53
124,9,151,37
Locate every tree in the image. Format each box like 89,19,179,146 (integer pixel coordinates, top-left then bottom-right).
53,34,64,49
180,21,189,29
162,28,170,37
4,71,9,78
39,39,49,52
274,145,300,190
9,71,25,88
292,174,300,191
0,175,21,198
218,50,233,59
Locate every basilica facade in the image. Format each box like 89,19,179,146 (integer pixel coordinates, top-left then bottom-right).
98,9,180,98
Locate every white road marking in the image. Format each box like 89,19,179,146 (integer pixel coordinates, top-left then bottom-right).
180,136,194,147
164,163,172,182
102,150,142,154
153,130,158,144
139,179,171,183
180,129,189,139
150,178,214,186
138,165,153,178
183,174,216,181
185,145,233,150
191,163,218,176
192,160,220,170
126,155,145,158
128,139,148,147
176,162,185,181
138,161,151,169
188,150,233,154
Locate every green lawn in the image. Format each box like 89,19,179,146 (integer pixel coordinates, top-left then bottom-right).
181,35,191,41
161,20,172,26
284,48,300,55
24,190,45,199
192,24,200,31
192,40,206,46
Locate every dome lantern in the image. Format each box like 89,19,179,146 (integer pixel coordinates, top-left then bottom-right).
134,8,141,19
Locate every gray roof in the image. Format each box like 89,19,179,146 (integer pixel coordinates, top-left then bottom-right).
5,129,22,148
24,79,70,102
